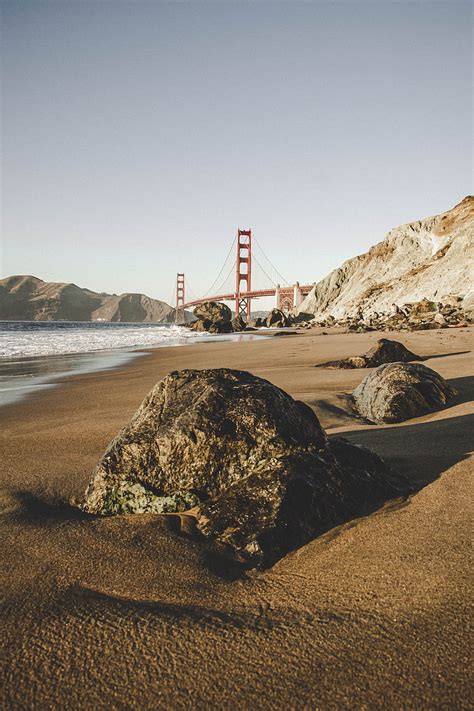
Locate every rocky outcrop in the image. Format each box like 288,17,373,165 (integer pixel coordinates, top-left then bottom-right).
265,309,291,328
353,363,457,424
312,297,470,333
231,315,248,332
0,275,178,322
190,301,234,333
81,368,409,566
296,197,474,321
190,302,255,333
316,338,422,369
194,301,232,323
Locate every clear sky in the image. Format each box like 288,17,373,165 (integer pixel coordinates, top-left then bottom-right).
1,0,472,306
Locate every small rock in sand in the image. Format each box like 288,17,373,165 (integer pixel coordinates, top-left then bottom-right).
316,338,422,369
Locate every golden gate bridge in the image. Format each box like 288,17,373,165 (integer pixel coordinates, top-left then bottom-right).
174,229,314,323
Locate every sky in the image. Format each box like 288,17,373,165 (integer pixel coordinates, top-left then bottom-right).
1,0,472,307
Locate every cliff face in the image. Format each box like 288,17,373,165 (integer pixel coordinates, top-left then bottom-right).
296,197,474,319
0,275,176,322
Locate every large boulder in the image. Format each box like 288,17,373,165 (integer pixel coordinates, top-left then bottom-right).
265,308,291,328
353,362,457,424
194,301,232,322
82,369,409,566
191,301,233,333
316,338,422,369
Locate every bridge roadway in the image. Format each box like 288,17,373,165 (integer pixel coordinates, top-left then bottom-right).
183,284,314,311
183,289,276,309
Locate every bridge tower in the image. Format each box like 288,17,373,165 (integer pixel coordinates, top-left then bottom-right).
235,229,252,320
175,273,185,323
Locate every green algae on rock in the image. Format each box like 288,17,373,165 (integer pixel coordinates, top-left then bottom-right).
99,482,200,515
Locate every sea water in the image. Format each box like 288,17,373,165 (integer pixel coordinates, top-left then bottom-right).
0,320,256,407
0,320,210,358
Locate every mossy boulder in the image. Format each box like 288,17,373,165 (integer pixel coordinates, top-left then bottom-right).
82,368,409,566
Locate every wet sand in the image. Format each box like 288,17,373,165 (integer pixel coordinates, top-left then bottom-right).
1,328,473,709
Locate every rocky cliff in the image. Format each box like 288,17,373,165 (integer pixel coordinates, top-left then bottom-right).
0,275,178,322
296,196,474,320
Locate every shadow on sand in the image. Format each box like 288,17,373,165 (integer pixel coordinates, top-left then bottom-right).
335,411,474,489
422,349,471,361
5,377,473,573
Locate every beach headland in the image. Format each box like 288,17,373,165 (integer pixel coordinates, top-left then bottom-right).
1,327,473,709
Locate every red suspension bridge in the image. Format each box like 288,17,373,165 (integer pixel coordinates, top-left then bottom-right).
174,229,314,323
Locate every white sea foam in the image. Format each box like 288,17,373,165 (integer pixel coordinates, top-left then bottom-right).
0,322,210,358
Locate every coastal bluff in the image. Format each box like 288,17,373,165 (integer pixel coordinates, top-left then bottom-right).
296,196,474,321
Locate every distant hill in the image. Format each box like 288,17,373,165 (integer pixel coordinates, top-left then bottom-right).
0,275,191,323
296,196,474,319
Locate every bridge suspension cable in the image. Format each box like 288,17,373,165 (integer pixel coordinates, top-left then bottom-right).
184,278,199,301
209,259,236,298
201,234,237,299
253,237,289,286
252,253,280,288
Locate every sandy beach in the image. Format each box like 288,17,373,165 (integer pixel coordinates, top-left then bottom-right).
1,327,473,710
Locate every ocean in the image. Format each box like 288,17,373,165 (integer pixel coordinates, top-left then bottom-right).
0,320,264,407
0,320,211,358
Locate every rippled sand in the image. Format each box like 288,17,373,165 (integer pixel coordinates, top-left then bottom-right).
1,327,473,709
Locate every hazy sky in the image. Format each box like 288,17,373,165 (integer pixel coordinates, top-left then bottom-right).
1,0,472,305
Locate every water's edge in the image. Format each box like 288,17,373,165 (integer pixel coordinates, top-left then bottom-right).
0,349,146,408
0,323,272,408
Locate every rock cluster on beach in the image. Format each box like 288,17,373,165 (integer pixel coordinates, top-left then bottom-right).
189,296,472,336
353,362,457,424
316,338,423,369
313,297,472,333
249,308,293,329
190,303,298,333
81,368,409,566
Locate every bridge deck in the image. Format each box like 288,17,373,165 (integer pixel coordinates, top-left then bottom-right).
183,285,313,309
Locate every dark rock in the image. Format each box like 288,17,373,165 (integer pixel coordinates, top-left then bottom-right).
353,362,457,424
208,321,234,334
82,369,409,567
231,315,247,332
293,312,314,324
191,301,234,333
194,301,232,323
317,355,368,369
189,318,208,332
316,338,422,369
190,318,234,334
265,308,290,328
363,339,422,366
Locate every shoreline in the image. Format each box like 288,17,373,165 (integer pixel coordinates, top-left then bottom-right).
0,329,275,408
1,326,473,709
